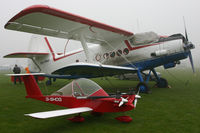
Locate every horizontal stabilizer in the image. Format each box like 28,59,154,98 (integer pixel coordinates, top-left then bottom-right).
25,107,93,119
6,73,45,76
4,52,49,58
53,62,138,78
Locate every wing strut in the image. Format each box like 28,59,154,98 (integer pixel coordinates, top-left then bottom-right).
80,34,92,63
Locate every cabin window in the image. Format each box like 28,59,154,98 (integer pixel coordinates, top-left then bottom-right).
51,78,102,97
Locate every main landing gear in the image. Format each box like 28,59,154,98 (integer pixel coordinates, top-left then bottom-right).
46,78,57,86
135,69,150,93
68,114,85,122
135,68,168,93
67,113,132,123
151,69,168,88
135,82,149,94
156,77,168,88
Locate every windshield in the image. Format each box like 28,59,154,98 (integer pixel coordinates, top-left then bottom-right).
51,78,102,97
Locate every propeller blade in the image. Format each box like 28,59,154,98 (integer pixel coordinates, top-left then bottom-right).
134,95,141,108
119,97,128,107
183,17,195,73
188,51,195,73
135,95,141,99
183,17,188,42
134,99,138,108
119,101,124,107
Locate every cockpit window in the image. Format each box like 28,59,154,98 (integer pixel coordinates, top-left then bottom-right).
51,83,73,96
73,78,102,97
52,78,102,97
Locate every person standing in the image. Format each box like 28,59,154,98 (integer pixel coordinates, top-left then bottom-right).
13,64,21,84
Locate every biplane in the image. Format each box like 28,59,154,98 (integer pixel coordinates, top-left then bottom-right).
4,5,195,93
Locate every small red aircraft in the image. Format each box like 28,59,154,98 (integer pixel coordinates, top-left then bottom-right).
8,73,141,123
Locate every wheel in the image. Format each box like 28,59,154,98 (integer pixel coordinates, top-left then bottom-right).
135,82,150,94
156,78,168,88
53,78,56,82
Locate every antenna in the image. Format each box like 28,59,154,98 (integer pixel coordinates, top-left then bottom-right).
137,18,140,32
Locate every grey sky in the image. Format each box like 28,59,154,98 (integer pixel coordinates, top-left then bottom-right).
0,0,200,68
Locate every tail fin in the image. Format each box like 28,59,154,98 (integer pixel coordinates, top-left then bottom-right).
7,73,44,97
28,35,51,72
28,35,50,53
23,75,43,97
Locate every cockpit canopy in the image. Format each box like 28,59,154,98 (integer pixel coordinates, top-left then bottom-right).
52,78,102,97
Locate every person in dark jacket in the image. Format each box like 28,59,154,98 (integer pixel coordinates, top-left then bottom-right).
13,64,21,84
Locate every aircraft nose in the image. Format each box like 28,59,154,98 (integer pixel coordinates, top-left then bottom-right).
188,42,195,49
184,41,195,50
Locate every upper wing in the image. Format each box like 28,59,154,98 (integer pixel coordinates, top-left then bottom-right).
52,62,138,77
3,52,49,58
25,107,93,119
5,5,133,44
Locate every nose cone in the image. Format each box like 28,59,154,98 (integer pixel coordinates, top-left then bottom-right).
184,41,195,50
188,42,195,49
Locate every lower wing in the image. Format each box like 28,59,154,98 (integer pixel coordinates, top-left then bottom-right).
52,62,138,78
25,107,93,119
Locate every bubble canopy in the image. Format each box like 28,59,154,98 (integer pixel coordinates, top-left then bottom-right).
52,78,107,97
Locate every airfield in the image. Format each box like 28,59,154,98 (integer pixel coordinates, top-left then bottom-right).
0,68,200,133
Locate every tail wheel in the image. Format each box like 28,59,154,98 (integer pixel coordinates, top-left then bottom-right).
156,78,168,88
135,82,150,94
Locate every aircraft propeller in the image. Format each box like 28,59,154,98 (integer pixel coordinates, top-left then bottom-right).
118,97,129,107
183,18,195,73
134,94,141,108
133,87,141,108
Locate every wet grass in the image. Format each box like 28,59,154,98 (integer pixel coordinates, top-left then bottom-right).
0,69,200,133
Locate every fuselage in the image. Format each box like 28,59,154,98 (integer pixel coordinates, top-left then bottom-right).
29,33,187,74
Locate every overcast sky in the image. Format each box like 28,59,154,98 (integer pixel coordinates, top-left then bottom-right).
0,0,200,68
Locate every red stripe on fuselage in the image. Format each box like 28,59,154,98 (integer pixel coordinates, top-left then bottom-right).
44,37,83,61
124,40,161,51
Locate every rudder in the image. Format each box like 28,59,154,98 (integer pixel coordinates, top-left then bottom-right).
22,75,43,97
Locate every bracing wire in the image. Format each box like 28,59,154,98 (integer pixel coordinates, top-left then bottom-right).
165,69,190,86
64,39,70,56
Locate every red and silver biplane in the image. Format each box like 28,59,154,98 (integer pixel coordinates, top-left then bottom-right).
7,73,141,122
4,5,195,93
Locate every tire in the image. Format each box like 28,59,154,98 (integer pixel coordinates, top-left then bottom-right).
156,78,168,88
135,82,150,94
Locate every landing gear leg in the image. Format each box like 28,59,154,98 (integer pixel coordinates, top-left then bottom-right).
152,69,168,88
68,114,85,122
46,78,52,86
136,69,150,93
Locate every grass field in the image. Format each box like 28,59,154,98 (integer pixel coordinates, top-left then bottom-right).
0,69,200,133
